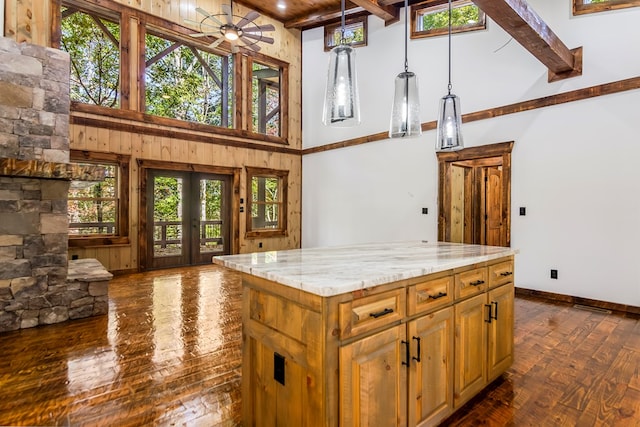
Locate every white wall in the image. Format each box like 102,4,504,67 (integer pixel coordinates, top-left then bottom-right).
301,0,640,306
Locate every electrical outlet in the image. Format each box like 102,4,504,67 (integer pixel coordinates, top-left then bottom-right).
519,207,526,216
422,208,428,215
550,269,558,279
258,242,263,248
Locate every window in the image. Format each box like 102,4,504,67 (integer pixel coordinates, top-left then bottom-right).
248,57,288,139
68,151,130,247
246,167,288,237
60,2,121,108
324,16,368,51
573,0,640,15
144,30,234,127
411,0,485,39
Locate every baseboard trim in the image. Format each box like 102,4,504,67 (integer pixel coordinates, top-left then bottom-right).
110,268,138,276
515,287,640,316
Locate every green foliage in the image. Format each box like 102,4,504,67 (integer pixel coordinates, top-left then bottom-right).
251,62,280,136
60,8,120,107
331,22,365,46
68,164,117,235
421,4,480,31
251,176,280,226
145,33,233,127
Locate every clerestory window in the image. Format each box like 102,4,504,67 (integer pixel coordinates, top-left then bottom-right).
411,0,485,39
573,0,640,15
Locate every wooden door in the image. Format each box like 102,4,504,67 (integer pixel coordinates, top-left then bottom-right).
453,293,487,408
487,283,514,381
340,325,408,427
483,166,504,246
408,307,454,427
145,170,231,270
450,164,473,244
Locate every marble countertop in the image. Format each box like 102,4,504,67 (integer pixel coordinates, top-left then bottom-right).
213,241,517,297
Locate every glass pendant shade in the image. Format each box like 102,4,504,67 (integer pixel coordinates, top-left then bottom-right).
389,71,421,138
436,93,464,151
323,44,361,127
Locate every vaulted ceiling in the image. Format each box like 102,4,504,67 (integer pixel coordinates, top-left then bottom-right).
236,0,582,81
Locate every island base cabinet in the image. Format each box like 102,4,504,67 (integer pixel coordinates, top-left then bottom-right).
340,325,408,427
487,283,514,381
408,307,454,427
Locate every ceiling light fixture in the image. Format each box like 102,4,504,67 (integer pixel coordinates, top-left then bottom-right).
322,0,361,127
389,0,421,138
436,0,464,151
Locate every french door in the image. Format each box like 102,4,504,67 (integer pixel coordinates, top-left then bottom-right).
145,169,232,270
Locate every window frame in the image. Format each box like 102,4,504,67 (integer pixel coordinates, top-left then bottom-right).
68,150,130,248
573,0,640,15
411,0,486,40
245,167,288,238
246,54,289,142
324,15,368,52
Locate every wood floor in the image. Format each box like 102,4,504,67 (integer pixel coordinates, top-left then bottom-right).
0,264,637,426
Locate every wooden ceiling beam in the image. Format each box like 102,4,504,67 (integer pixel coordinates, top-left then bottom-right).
472,0,582,82
349,0,399,24
285,6,368,29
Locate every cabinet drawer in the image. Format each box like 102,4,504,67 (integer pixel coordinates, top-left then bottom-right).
408,276,453,316
454,267,488,301
339,288,405,339
488,259,514,288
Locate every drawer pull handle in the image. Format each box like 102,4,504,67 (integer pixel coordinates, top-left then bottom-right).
492,301,499,320
412,336,421,363
369,308,394,319
500,271,513,277
428,292,448,300
470,280,485,286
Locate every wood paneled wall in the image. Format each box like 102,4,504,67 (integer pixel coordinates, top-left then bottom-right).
4,0,303,272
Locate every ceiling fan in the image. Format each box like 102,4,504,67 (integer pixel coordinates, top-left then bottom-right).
185,2,275,52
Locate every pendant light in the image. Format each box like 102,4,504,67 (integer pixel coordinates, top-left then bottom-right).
322,0,361,127
436,0,464,151
389,0,421,138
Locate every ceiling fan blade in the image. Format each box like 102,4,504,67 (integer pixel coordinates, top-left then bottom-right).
240,37,261,51
242,24,275,33
221,4,234,24
191,10,224,27
242,33,274,44
236,10,260,28
208,37,226,49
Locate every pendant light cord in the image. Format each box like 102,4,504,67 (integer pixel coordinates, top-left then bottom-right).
404,0,408,72
341,0,346,44
447,0,452,94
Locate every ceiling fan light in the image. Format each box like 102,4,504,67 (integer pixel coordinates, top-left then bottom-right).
222,25,241,40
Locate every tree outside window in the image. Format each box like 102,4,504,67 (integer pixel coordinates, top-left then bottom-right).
573,0,640,15
246,167,288,237
411,0,485,39
60,3,120,107
324,16,367,51
251,61,281,137
145,31,234,127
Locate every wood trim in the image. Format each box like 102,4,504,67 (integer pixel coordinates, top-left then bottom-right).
69,116,299,155
573,0,640,15
324,15,368,51
285,7,369,30
350,0,398,24
245,56,289,141
120,12,130,110
302,75,640,156
245,166,289,239
410,1,486,40
50,0,62,49
515,287,640,316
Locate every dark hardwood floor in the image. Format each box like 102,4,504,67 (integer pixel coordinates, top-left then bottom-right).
0,264,637,426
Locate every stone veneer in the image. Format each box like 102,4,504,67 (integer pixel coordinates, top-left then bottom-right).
0,37,111,333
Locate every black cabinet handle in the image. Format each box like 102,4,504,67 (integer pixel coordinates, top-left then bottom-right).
485,304,493,323
470,280,485,286
492,301,499,320
428,292,447,300
369,308,394,319
412,336,421,363
500,271,513,277
402,340,410,366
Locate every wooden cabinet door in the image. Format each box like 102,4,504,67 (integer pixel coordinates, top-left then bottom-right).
453,293,487,408
487,283,514,381
408,307,454,427
340,325,408,427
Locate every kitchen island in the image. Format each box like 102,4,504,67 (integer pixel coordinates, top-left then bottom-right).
213,241,517,427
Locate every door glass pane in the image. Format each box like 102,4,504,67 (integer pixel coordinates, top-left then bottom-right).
200,179,224,254
153,176,183,258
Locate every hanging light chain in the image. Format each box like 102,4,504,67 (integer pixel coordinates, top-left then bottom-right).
341,0,346,44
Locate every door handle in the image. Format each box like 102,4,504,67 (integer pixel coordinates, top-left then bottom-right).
484,304,492,323
412,336,421,363
402,340,410,366
492,301,498,320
